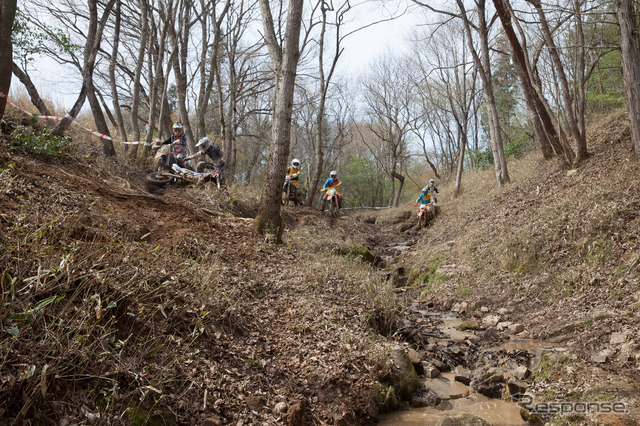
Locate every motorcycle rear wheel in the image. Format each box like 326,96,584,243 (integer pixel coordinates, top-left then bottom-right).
146,172,174,185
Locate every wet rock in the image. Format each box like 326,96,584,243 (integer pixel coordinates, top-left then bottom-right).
454,366,471,385
245,395,266,411
286,399,306,426
458,318,482,330
435,413,493,426
507,378,528,395
423,364,440,378
380,348,420,399
508,324,525,334
471,367,505,399
274,402,288,415
482,315,500,327
202,416,223,426
425,375,470,400
433,359,450,372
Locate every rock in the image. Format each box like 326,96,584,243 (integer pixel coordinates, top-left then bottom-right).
616,342,638,362
508,324,525,334
497,308,511,315
507,379,528,395
592,348,615,363
513,365,530,380
406,348,422,365
423,363,440,378
480,306,489,313
436,413,492,426
202,415,223,426
454,366,472,385
496,321,513,331
433,359,450,373
245,395,266,412
610,332,628,346
274,402,288,415
592,307,616,321
286,399,306,426
458,318,482,330
452,303,461,313
380,348,420,399
566,169,578,177
482,315,500,327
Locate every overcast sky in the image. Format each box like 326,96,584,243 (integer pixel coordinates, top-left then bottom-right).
10,0,424,111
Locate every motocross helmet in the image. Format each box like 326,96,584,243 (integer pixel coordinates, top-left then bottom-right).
422,186,429,193
330,170,337,178
196,137,211,150
173,122,183,132
429,179,435,186
292,159,300,168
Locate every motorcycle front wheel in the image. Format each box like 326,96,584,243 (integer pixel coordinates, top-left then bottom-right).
146,172,174,185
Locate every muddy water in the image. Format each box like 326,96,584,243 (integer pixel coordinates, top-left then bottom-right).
379,312,553,425
379,398,525,425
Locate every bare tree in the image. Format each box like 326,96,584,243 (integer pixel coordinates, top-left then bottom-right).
362,54,417,207
0,0,17,119
254,0,304,241
526,0,586,163
615,0,640,157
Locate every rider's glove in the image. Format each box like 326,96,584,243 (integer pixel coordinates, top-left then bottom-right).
414,204,419,207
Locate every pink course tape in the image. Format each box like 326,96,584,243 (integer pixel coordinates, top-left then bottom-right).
0,92,147,145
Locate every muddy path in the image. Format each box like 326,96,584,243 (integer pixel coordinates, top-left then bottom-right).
336,209,635,425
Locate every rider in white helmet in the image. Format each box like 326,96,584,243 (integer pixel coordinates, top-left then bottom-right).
320,170,342,212
285,158,302,202
159,122,187,168
426,178,438,203
185,137,226,181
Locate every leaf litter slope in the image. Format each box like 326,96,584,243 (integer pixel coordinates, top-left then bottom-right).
0,135,402,424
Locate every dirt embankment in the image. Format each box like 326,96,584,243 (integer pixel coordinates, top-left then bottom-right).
0,132,414,424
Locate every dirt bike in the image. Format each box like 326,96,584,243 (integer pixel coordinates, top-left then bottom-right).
146,163,221,187
151,140,193,172
325,187,340,218
282,178,302,206
416,202,435,228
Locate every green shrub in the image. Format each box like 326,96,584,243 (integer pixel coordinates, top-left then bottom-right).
11,128,74,158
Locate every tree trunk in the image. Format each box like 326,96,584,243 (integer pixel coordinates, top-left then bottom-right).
454,135,466,196
12,62,51,116
255,0,304,242
130,0,149,145
390,171,404,208
0,0,17,119
528,0,586,163
52,0,116,136
493,0,574,165
109,0,128,143
456,0,510,186
616,0,640,158
511,52,553,159
87,84,116,156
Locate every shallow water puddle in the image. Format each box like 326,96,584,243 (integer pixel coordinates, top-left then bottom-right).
378,397,526,425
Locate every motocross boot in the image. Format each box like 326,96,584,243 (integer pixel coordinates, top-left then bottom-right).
320,200,326,212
